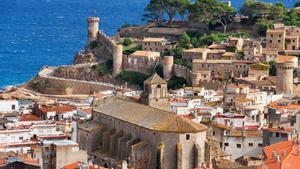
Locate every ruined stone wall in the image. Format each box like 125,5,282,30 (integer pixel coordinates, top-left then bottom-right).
122,54,158,75
29,76,115,95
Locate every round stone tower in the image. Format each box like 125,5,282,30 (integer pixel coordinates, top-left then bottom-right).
191,73,202,87
276,61,296,95
112,44,123,77
163,56,174,81
87,17,100,44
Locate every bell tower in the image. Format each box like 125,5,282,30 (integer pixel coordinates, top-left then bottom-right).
142,73,169,111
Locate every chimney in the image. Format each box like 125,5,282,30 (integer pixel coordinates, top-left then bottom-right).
272,151,276,159
275,155,281,162
121,160,128,169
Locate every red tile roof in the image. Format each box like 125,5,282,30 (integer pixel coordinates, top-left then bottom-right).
38,104,77,114
19,114,41,121
259,139,300,169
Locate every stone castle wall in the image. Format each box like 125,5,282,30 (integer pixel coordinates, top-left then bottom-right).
122,54,158,75
31,76,115,95
96,31,123,76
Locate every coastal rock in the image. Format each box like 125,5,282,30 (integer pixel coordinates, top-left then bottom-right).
73,52,97,64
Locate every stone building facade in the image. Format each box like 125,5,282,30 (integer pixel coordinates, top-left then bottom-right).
142,37,173,54
122,51,160,75
266,24,300,57
192,60,253,79
78,97,207,169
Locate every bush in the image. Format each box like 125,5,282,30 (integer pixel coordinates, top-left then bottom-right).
123,44,141,55
91,60,113,76
116,71,149,88
123,38,133,46
226,46,237,52
256,18,274,36
269,61,276,76
89,40,101,49
168,76,187,90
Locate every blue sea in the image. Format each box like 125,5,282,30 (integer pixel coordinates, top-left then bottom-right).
0,0,298,88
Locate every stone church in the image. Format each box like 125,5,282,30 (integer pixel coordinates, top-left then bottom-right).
78,74,207,169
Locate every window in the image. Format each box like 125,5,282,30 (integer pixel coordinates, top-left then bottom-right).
269,40,272,43
279,35,281,37
258,143,263,147
224,143,229,147
213,131,215,136
276,132,280,137
278,40,281,43
249,143,253,147
186,134,190,140
271,34,273,37
12,105,15,110
19,137,23,140
237,144,241,148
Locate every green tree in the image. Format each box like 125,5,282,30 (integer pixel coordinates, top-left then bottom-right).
179,32,191,48
143,0,165,22
269,2,286,21
189,0,236,33
240,0,273,22
256,18,274,36
177,0,191,21
295,1,300,7
269,61,276,76
284,9,300,27
123,37,132,46
168,76,187,89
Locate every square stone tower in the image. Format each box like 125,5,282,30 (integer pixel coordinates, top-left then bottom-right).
142,73,170,111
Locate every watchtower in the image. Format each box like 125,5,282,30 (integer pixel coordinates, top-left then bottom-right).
276,55,298,95
163,56,174,81
87,17,99,44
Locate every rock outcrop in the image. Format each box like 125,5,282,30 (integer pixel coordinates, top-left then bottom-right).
73,52,97,64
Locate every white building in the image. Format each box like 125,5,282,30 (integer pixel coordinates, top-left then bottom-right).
0,100,19,113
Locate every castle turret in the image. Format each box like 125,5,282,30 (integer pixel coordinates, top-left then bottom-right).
87,17,100,44
112,44,123,77
276,55,298,95
191,73,202,87
163,56,174,81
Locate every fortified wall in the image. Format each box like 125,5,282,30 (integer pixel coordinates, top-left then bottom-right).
87,17,123,77
163,56,222,89
122,54,159,75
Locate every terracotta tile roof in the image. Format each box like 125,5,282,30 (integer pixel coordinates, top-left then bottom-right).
19,114,41,121
263,127,294,133
142,37,166,42
80,108,92,114
131,50,160,58
94,97,207,133
275,55,297,63
144,73,167,84
183,48,207,53
267,29,285,33
248,80,276,87
269,102,300,110
63,161,82,169
258,140,300,169
38,104,77,114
